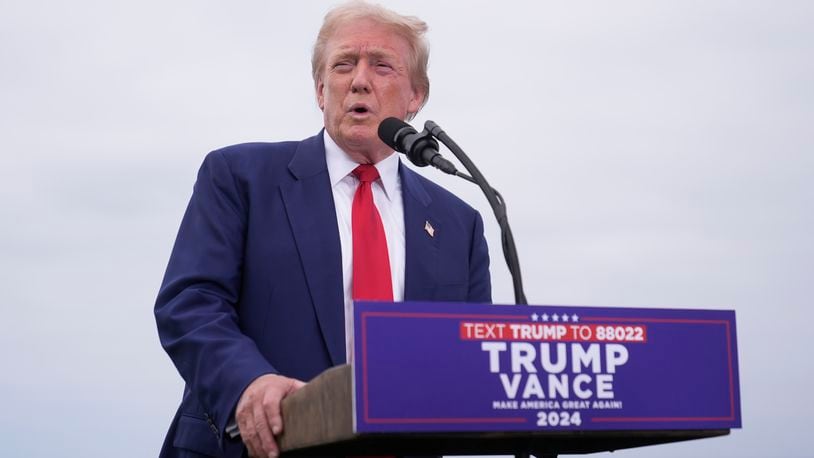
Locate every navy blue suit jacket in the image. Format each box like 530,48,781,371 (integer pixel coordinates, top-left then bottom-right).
155,132,491,457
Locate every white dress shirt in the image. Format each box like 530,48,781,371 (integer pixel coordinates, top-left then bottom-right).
324,132,405,362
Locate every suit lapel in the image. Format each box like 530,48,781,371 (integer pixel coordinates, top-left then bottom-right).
280,133,345,365
400,163,440,300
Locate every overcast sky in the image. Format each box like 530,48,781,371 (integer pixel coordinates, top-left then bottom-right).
1,0,812,456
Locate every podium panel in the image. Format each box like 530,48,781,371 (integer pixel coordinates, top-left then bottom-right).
276,301,740,456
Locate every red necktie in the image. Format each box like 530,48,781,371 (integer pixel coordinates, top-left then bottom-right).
351,165,393,301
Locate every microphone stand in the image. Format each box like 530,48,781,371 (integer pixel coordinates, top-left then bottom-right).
424,121,528,305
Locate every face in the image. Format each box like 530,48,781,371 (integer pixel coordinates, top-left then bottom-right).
317,19,424,163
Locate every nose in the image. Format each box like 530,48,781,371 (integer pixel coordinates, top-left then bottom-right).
350,62,372,94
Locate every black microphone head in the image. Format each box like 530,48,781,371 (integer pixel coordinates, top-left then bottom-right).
378,117,412,151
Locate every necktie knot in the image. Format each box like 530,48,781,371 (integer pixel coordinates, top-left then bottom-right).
353,164,380,183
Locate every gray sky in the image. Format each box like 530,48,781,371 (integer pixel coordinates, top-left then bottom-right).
1,0,812,456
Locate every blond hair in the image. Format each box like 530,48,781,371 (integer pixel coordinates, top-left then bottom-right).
311,1,430,118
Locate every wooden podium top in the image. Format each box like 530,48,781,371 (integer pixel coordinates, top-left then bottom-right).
277,364,729,456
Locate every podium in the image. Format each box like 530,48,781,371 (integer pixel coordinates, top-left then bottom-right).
276,301,741,456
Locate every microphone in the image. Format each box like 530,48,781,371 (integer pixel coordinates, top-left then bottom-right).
378,117,458,175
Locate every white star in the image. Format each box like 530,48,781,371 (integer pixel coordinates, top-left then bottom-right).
571,314,579,322
562,314,570,322
541,313,549,322
552,314,560,322
531,313,539,322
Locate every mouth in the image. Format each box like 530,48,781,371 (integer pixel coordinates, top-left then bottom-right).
348,103,372,116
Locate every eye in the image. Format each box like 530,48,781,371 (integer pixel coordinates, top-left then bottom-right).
375,61,394,74
332,61,353,72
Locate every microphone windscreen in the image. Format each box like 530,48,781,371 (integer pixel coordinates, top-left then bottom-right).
377,117,410,150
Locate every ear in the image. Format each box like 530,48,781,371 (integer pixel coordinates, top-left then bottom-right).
406,86,425,116
316,79,325,111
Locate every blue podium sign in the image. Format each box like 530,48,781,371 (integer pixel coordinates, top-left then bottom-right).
352,301,741,433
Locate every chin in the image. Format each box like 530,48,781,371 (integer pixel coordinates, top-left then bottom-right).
342,125,376,143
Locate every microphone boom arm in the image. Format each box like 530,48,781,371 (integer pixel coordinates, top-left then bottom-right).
425,121,528,305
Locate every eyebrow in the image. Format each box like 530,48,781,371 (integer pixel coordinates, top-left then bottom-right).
331,46,398,62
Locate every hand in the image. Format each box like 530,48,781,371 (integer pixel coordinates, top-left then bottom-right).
235,373,306,458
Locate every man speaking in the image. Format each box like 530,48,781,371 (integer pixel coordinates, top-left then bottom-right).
155,2,491,457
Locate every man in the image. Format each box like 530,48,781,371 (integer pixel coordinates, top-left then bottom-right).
155,3,491,458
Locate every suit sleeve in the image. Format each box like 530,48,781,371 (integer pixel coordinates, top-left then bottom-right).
467,211,492,303
154,150,276,439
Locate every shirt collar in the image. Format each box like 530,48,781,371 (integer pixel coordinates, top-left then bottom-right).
324,131,400,202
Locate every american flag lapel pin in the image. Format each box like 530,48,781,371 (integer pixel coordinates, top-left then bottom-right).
424,220,435,238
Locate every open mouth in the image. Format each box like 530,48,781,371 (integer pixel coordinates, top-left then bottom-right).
350,104,371,115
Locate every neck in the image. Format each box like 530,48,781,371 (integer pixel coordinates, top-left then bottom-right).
346,149,393,165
